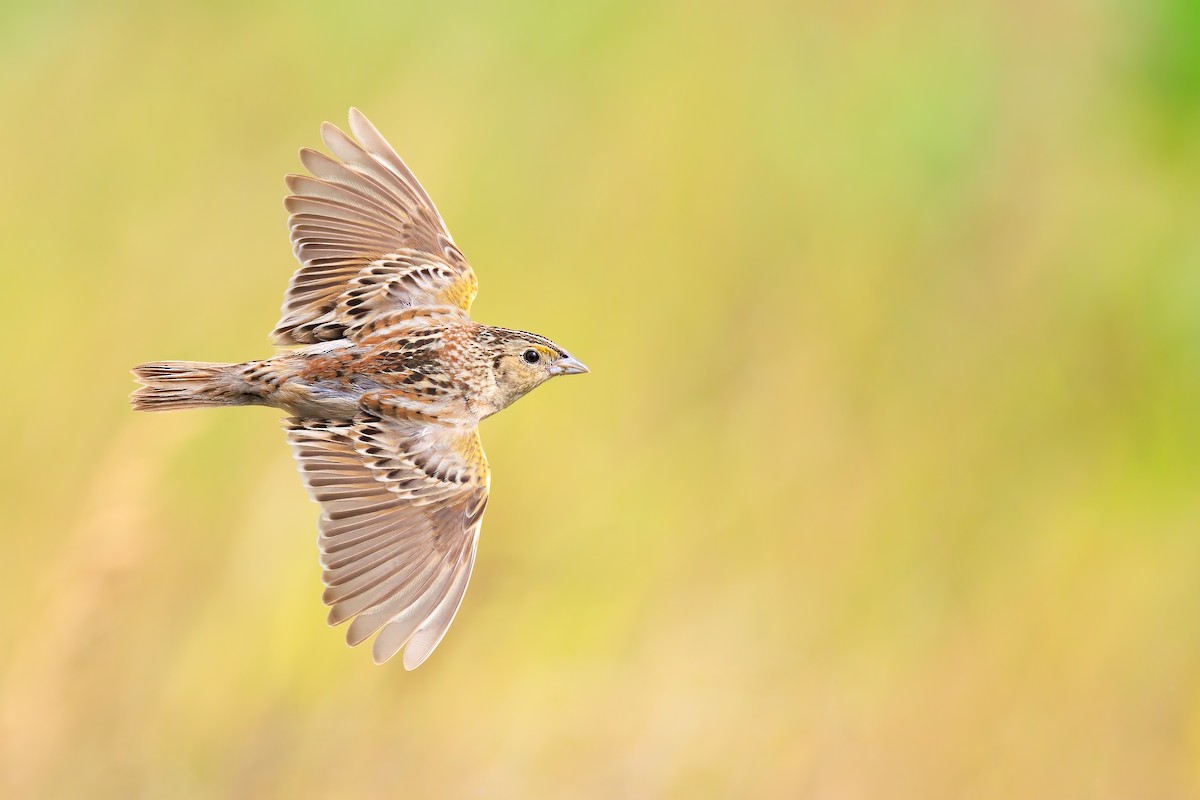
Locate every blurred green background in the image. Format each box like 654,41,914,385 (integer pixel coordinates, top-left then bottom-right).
3,0,1200,797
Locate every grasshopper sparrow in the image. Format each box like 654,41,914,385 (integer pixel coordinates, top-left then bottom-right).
131,109,588,668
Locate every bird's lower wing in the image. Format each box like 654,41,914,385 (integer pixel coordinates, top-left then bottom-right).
285,415,489,668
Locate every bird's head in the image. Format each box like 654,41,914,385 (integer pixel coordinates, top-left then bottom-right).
479,327,588,415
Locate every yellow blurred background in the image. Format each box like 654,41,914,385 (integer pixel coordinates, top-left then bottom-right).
3,0,1200,797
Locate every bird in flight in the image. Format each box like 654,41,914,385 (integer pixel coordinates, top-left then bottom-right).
131,109,588,668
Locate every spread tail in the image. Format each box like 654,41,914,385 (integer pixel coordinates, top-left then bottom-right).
130,361,254,412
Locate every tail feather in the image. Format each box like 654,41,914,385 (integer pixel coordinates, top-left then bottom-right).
131,361,250,412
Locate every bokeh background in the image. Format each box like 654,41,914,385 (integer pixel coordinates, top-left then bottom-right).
3,0,1200,797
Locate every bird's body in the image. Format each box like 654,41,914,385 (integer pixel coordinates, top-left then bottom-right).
130,110,586,668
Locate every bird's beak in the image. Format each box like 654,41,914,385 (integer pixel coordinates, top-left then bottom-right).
553,355,589,376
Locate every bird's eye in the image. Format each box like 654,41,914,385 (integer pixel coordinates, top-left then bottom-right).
522,349,541,364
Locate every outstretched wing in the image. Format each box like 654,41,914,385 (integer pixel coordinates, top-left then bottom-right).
273,108,479,345
285,415,489,668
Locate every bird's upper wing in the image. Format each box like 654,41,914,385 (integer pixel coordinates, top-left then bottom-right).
273,108,478,345
285,414,489,668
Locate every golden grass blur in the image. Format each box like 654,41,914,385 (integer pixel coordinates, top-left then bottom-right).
3,0,1200,797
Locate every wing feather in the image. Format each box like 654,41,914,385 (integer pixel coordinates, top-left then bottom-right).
402,541,478,669
274,109,477,345
285,415,489,668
